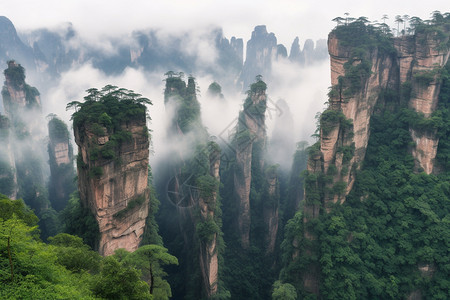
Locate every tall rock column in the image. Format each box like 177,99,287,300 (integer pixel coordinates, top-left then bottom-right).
234,78,267,248
198,144,221,297
72,87,150,256
47,116,75,211
1,60,47,213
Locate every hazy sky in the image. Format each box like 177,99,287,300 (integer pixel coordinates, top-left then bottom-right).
2,0,448,165
2,0,448,46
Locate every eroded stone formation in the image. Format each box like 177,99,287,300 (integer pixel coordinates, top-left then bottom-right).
47,116,76,211
75,103,150,256
301,21,449,298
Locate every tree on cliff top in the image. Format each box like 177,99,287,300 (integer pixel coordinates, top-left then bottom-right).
67,85,151,131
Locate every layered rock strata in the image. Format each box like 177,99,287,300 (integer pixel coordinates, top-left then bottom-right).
75,120,149,256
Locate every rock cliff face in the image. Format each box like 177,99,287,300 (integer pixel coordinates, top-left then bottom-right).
394,33,450,173
321,32,397,205
75,114,149,256
0,61,46,210
47,117,75,211
199,147,221,297
315,27,449,208
234,80,267,248
302,21,449,298
240,26,278,89
263,167,279,254
161,74,223,298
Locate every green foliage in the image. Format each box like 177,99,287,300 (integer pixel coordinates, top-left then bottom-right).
337,143,355,164
114,194,147,219
0,194,39,228
272,280,297,300
48,233,101,273
89,166,103,179
196,217,220,243
4,61,25,88
141,165,163,246
0,194,175,299
320,109,353,136
197,175,220,201
116,245,178,300
164,74,202,133
281,82,450,298
92,256,152,300
0,213,95,299
207,82,224,99
69,85,150,168
48,116,70,141
60,192,100,249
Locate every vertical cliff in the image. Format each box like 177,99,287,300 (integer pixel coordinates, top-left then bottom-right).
239,26,279,89
198,144,221,298
295,17,450,299
234,78,267,248
0,114,16,199
159,73,226,299
47,116,76,211
72,86,150,256
394,32,450,173
1,61,48,211
311,20,449,209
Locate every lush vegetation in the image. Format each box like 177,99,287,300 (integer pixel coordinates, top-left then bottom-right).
163,72,202,133
157,72,229,299
278,15,450,299
1,188,176,300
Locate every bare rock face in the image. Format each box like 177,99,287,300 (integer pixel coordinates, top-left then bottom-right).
316,28,449,208
198,147,221,297
301,25,449,298
394,33,450,173
234,82,267,249
47,117,75,211
322,32,397,205
264,167,279,254
75,120,149,256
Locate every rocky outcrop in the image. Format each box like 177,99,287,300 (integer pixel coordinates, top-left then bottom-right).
75,119,149,256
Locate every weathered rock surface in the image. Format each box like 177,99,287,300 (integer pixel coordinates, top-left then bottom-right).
234,86,267,249
316,28,449,208
301,25,449,298
199,147,220,297
47,117,75,211
75,120,149,256
395,33,450,173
